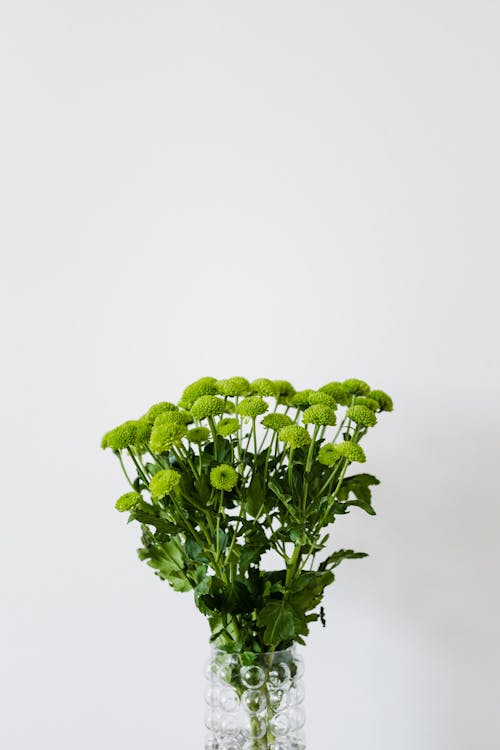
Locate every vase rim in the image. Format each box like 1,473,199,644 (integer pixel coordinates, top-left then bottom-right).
211,644,298,657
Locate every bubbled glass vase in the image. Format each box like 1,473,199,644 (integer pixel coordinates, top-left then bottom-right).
204,646,306,750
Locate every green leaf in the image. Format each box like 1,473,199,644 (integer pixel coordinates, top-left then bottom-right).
200,578,254,614
277,524,308,544
239,532,270,573
246,472,265,518
213,528,228,554
288,570,334,612
184,537,203,561
130,507,179,534
256,600,296,647
139,539,193,592
346,497,376,515
318,548,368,571
337,473,380,504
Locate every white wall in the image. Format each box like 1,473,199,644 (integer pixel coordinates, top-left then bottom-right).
1,2,499,748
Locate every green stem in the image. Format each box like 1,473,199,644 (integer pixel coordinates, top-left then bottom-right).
208,416,219,461
252,417,258,462
285,543,302,588
302,424,320,513
147,448,168,469
287,448,295,495
177,441,199,479
314,458,349,533
117,452,136,490
126,448,149,485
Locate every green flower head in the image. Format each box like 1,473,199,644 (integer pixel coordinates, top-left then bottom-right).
142,402,178,425
346,405,377,427
343,378,371,397
149,421,187,453
223,400,236,414
369,389,394,412
190,395,226,420
154,410,193,426
335,441,366,463
236,396,269,418
278,425,311,449
216,377,251,397
187,427,210,444
250,378,277,397
354,396,380,412
290,390,315,409
149,469,181,500
318,382,350,406
318,443,341,467
302,404,337,426
179,377,218,408
103,420,151,451
261,413,293,431
115,491,142,512
210,464,239,491
272,380,296,403
308,391,338,409
216,417,240,437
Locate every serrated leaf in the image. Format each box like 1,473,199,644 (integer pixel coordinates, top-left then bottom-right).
256,600,295,646
318,548,368,571
184,537,203,561
337,473,380,503
288,570,334,612
141,539,192,592
246,472,265,518
201,578,254,615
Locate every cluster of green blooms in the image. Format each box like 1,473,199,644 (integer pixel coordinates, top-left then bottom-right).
102,375,393,653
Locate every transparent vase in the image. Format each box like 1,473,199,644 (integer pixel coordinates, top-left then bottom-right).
204,646,306,750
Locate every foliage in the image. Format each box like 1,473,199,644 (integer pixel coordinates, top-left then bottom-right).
102,376,393,652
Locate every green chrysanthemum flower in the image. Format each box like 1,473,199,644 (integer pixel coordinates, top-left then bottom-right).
346,405,377,427
154,410,193,426
318,382,350,406
149,469,181,500
210,464,239,491
302,404,337,426
179,377,218,408
308,391,338,409
149,422,187,453
216,417,240,437
290,390,315,408
335,441,366,463
186,427,210,443
103,420,151,451
250,378,277,397
354,396,380,412
190,395,226,420
261,413,293,431
216,377,251,397
369,389,394,412
142,402,178,425
343,378,371,397
223,400,236,414
272,380,296,403
115,491,142,512
278,425,311,449
318,443,341,467
236,396,269,418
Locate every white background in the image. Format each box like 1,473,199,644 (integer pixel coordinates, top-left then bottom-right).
1,2,499,748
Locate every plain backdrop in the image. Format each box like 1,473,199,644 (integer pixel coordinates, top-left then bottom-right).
1,1,499,749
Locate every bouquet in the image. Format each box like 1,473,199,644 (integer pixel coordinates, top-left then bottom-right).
102,376,393,654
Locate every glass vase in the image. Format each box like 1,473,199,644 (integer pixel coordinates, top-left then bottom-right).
204,646,306,750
